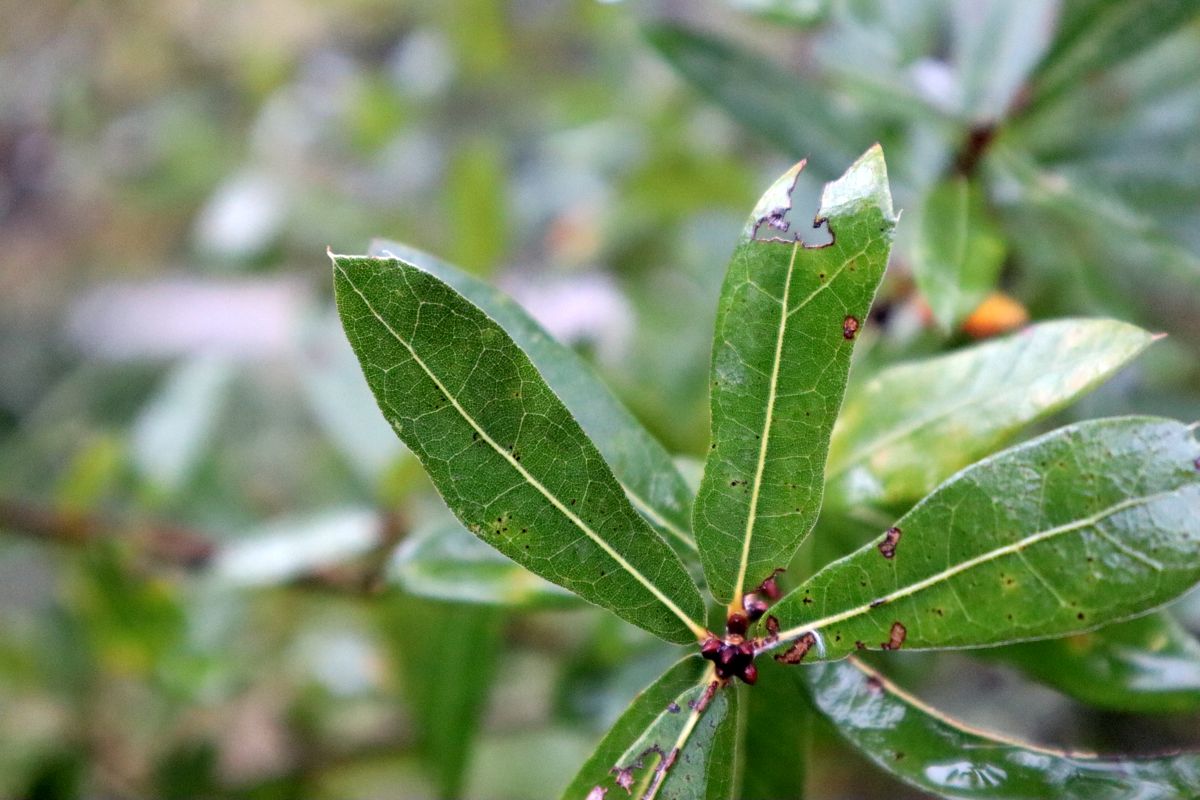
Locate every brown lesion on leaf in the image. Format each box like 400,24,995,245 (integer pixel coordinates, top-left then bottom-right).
878,526,901,558
774,632,817,665
881,621,907,650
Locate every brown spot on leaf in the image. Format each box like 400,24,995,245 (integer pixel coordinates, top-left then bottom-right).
667,702,680,713
586,787,608,800
774,632,817,665
866,675,884,694
855,640,866,650
878,527,901,559
843,315,860,339
881,621,907,650
765,615,779,637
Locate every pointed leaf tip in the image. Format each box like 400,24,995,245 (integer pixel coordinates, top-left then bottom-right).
820,143,894,223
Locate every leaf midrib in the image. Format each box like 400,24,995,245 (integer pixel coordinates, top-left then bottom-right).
730,240,801,607
769,489,1180,649
337,263,705,639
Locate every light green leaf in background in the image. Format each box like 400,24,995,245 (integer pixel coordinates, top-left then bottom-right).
769,417,1200,660
1028,0,1200,110
131,355,233,495
391,513,579,609
333,255,706,644
988,610,1200,714
643,24,862,180
950,0,1059,123
368,240,699,567
561,657,737,800
803,657,1200,799
824,319,1157,511
913,176,1006,331
386,597,505,799
694,145,896,604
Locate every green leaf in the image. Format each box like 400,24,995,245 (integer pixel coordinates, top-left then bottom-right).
694,145,896,604
561,657,738,800
768,417,1200,660
386,597,504,799
803,656,1200,799
392,513,580,609
912,177,1006,331
825,319,1157,511
1029,0,1200,110
333,254,706,644
950,0,1058,122
738,658,808,800
367,239,699,566
643,24,862,179
988,611,1200,714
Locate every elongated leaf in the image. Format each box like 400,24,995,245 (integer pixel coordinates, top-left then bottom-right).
644,24,862,179
694,145,896,603
1029,0,1200,110
562,657,738,800
912,177,1006,331
988,611,1200,714
824,319,1156,511
951,0,1058,122
385,597,504,799
333,255,706,644
368,239,699,565
391,513,579,608
803,657,1200,799
768,417,1200,660
738,658,808,800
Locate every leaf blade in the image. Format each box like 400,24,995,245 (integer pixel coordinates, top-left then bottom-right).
912,176,1007,331
695,145,896,603
803,656,1200,799
988,611,1200,714
770,417,1200,659
824,318,1157,511
561,657,738,800
333,255,706,643
367,239,700,563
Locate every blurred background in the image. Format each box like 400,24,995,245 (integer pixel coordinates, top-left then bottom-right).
1,1,1199,797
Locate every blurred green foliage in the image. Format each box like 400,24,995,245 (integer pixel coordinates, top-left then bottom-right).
1,1,1199,798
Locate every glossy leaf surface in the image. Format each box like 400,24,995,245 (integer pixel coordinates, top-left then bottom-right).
333,255,706,643
913,177,1006,331
562,657,737,800
824,319,1156,511
368,239,699,564
391,514,580,609
989,611,1200,714
803,657,1200,799
770,417,1200,659
694,145,895,603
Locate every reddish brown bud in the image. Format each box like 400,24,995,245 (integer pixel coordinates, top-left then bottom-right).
740,663,758,685
742,593,769,621
756,568,786,601
726,612,749,637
